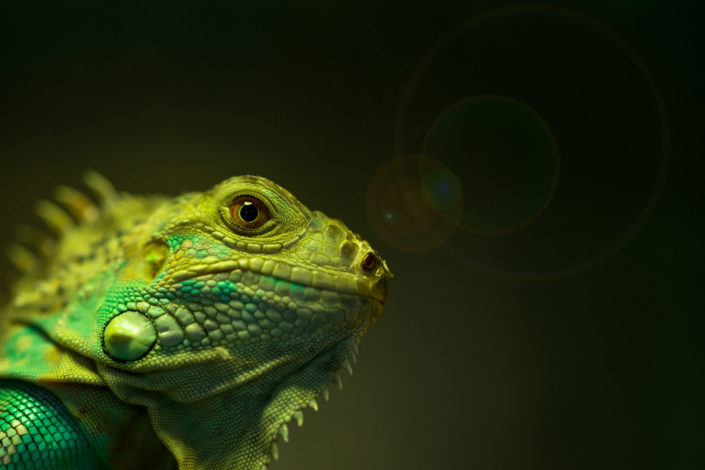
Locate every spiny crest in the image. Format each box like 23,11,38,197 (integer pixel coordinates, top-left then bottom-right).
3,170,117,282
260,339,360,470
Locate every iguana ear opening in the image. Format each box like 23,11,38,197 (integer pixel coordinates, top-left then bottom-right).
144,241,170,281
117,240,170,283
120,240,169,284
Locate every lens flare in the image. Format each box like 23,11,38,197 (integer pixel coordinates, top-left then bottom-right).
366,155,462,253
422,95,559,235
421,168,463,212
392,6,668,280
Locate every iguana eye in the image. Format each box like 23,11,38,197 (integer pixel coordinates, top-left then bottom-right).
230,196,270,229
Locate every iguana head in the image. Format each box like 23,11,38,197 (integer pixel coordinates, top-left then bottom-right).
95,175,391,469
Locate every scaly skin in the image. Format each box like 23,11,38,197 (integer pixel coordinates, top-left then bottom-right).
0,174,391,469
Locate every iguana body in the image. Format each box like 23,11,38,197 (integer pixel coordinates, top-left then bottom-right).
0,174,390,469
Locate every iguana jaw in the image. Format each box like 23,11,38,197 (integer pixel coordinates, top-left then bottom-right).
98,300,378,470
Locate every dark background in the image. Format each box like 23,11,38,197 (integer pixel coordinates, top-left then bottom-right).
0,1,703,469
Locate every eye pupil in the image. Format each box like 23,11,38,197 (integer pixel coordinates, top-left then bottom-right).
229,196,269,230
239,202,259,222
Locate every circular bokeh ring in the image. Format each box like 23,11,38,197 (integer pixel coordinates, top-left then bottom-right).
388,5,669,281
421,94,560,235
365,155,463,253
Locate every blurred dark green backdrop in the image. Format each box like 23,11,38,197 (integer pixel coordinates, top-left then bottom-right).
0,1,703,469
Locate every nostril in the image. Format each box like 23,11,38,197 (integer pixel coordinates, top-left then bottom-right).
361,252,379,272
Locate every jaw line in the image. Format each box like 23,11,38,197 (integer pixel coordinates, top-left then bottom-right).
160,262,375,468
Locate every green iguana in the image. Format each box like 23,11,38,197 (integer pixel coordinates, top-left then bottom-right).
0,172,391,469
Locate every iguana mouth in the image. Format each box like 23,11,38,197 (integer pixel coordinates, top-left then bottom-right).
166,258,388,304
